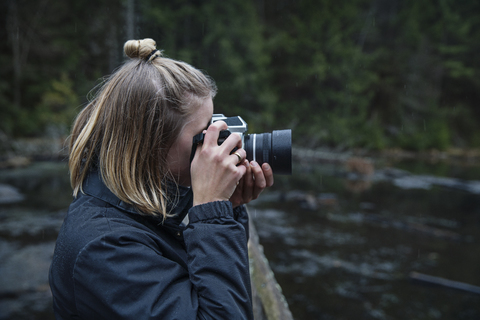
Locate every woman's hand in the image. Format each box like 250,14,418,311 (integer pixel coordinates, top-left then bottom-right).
229,160,274,208
191,121,247,206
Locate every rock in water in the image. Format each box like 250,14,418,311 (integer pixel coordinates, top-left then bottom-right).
0,184,24,204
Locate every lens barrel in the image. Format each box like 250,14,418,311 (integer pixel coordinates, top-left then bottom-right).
244,129,292,175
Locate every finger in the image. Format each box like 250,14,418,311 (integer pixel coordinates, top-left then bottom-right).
231,149,247,165
229,182,243,207
242,160,254,201
250,161,266,199
236,172,244,194
233,164,247,187
262,163,274,187
203,121,228,147
221,133,243,154
222,163,246,205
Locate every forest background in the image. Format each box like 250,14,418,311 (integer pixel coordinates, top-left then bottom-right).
1,0,480,152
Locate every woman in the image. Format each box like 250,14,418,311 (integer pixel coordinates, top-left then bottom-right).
49,38,273,319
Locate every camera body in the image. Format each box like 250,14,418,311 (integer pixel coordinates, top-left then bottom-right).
191,114,292,175
211,114,248,142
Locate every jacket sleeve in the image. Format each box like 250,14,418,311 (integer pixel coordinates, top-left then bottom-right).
71,201,252,320
233,204,249,240
184,201,253,320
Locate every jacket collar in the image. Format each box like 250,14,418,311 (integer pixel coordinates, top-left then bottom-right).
82,169,193,229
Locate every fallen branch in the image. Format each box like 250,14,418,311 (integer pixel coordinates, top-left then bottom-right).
409,271,480,295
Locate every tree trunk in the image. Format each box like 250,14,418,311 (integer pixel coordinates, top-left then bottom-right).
126,0,135,40
7,0,22,109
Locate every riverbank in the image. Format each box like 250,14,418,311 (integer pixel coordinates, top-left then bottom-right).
0,136,68,169
294,146,480,165
3,136,480,169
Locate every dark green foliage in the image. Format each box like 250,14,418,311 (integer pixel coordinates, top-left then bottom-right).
1,0,479,151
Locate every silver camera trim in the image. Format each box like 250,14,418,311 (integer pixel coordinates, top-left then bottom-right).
211,113,248,147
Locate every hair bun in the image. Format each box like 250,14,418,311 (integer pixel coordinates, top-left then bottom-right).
124,38,159,60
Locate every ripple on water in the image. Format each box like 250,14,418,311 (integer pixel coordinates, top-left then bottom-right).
272,249,397,280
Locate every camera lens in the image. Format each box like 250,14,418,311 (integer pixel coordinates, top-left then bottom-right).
244,129,292,175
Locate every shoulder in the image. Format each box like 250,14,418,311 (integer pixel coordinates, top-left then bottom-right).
52,193,181,281
69,228,190,319
61,194,149,245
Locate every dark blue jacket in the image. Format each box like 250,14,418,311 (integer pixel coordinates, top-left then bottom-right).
49,170,253,319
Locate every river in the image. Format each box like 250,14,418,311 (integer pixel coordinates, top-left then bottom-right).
1,156,480,319
249,156,480,319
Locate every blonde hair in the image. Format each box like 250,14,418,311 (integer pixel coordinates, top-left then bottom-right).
69,38,217,218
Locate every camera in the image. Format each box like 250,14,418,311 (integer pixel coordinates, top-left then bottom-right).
190,114,292,175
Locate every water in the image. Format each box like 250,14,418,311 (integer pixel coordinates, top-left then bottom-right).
1,159,480,319
0,162,70,320
249,159,480,319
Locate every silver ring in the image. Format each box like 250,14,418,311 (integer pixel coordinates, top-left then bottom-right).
234,152,242,164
